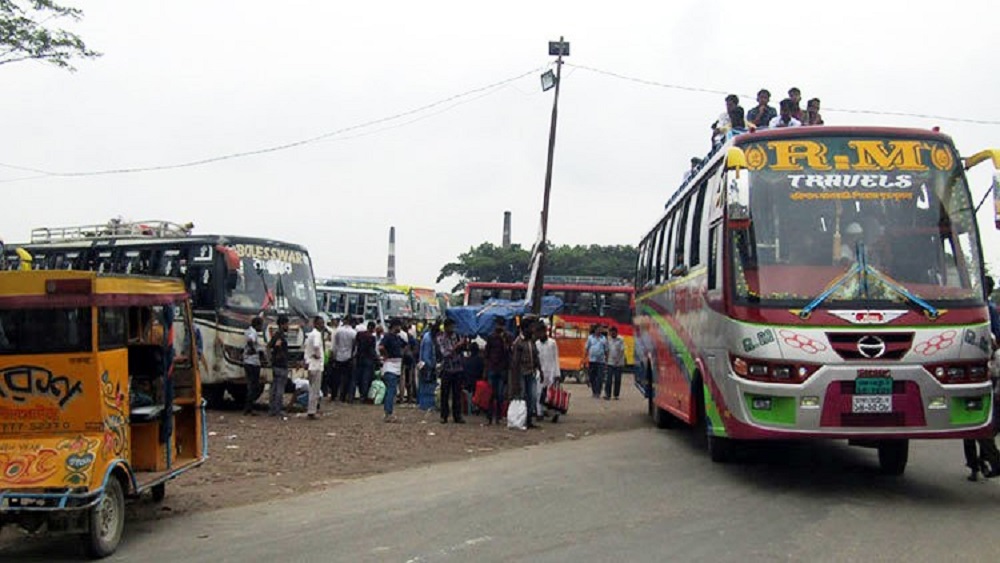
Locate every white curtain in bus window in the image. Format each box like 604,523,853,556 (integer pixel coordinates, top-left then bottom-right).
732,136,983,306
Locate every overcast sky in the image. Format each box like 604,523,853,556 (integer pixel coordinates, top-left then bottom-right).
1,0,998,290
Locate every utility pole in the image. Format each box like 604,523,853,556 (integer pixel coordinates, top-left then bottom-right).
530,37,569,315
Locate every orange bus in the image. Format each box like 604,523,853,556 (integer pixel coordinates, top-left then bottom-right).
464,279,635,382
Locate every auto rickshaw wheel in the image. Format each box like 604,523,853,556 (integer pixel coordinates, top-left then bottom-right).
85,477,125,558
151,483,166,503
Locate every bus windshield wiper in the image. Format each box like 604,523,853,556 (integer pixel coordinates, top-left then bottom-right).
798,243,939,320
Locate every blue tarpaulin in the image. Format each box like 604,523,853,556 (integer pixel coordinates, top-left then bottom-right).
444,297,564,338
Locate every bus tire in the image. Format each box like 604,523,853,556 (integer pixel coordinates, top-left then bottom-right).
203,384,226,409
653,403,675,429
151,483,166,503
877,440,909,476
84,476,126,558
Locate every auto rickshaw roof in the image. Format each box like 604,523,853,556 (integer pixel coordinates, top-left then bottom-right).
0,270,188,309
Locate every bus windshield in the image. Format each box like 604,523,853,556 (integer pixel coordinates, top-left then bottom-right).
732,135,984,307
0,308,93,355
227,254,318,316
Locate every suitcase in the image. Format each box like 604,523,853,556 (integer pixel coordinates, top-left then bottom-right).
472,380,492,412
542,385,570,414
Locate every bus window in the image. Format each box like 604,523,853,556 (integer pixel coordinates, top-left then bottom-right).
654,219,667,284
674,196,693,273
606,292,632,324
690,180,709,267
499,289,513,301
0,307,92,355
99,307,128,350
347,294,363,318
577,292,596,316
661,213,675,283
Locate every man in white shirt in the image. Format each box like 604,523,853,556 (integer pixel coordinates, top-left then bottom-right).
534,322,562,422
769,99,802,128
304,315,326,419
242,317,263,415
333,316,358,402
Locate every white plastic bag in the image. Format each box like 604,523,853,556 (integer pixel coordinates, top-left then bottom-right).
507,399,527,430
533,374,543,417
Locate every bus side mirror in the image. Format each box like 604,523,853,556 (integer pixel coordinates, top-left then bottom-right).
226,270,239,291
964,149,1000,229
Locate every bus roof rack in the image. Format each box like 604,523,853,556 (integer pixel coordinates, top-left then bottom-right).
30,219,195,244
536,275,629,286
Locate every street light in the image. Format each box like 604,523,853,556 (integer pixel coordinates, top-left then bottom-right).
529,37,569,316
540,70,556,92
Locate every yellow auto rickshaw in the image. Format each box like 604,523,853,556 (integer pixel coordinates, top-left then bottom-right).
0,270,207,557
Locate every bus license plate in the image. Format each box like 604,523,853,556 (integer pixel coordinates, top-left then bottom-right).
855,377,892,395
852,395,892,413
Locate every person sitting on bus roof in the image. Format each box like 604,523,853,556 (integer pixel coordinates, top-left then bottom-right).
769,99,802,128
788,87,804,121
681,157,703,184
746,89,776,131
711,94,745,145
804,98,824,125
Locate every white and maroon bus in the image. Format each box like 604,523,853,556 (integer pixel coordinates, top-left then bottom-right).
634,126,1000,474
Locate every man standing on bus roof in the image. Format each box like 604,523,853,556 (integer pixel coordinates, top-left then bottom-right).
712,94,745,145
267,314,290,417
746,89,776,130
768,99,802,128
304,315,326,419
605,326,626,401
242,317,264,415
586,324,608,399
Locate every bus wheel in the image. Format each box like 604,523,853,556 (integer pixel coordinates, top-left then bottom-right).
151,483,166,503
574,369,587,385
84,477,125,558
226,383,247,406
877,440,909,476
203,384,226,409
653,404,675,429
708,434,736,463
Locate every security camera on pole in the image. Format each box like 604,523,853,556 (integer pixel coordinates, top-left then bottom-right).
529,37,569,316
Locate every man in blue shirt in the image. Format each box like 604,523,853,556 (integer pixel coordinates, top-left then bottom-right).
417,322,441,411
585,324,608,399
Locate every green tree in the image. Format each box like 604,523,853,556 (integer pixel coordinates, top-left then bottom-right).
0,1,100,70
437,242,530,291
438,241,637,292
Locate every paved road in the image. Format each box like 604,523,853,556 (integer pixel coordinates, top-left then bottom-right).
5,423,1000,562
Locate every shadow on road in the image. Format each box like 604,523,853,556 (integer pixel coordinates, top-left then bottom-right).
653,422,989,508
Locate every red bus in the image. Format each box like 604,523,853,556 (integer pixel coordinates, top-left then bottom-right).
464,279,635,381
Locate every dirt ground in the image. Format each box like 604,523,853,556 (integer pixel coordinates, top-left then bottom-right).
123,379,648,522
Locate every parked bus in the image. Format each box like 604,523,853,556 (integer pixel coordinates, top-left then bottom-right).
2,220,318,408
316,283,385,326
634,126,1000,474
464,279,635,381
382,284,441,325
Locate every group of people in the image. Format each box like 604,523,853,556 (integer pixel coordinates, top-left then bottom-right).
241,313,570,428
711,86,824,145
584,324,627,400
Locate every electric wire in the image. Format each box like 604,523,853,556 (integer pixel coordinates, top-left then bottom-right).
0,65,546,180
